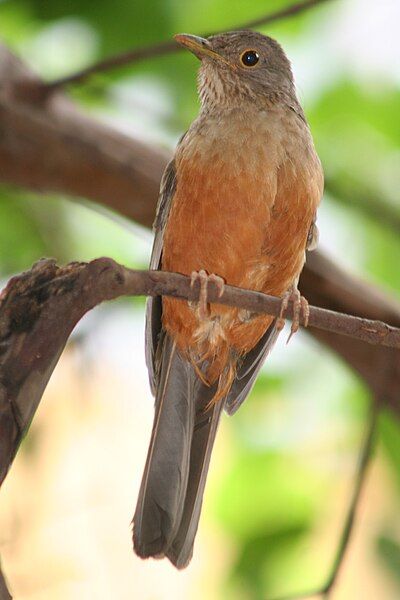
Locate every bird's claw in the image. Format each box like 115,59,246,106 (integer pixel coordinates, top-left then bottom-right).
190,270,225,319
276,288,309,343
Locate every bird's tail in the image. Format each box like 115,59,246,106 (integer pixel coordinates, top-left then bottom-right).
133,334,223,568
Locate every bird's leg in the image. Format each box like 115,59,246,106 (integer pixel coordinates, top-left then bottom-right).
190,270,225,319
276,284,310,343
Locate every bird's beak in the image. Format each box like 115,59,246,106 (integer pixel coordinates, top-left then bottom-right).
174,33,231,67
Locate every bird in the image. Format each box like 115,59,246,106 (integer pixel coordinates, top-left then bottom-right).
133,30,323,569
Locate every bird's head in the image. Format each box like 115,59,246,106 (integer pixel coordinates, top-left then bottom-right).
174,30,296,111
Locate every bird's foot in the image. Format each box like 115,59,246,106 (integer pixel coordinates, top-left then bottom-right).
276,287,309,343
190,270,225,319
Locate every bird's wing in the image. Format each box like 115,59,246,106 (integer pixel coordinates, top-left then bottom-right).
225,321,280,415
134,329,225,568
145,157,177,395
139,146,226,568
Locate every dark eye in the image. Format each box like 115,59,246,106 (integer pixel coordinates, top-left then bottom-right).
240,50,260,67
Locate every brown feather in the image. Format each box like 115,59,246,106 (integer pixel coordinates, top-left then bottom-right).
162,105,322,391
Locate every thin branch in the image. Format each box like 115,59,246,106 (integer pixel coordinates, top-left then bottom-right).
258,406,378,600
0,257,398,487
42,40,179,92
238,0,332,29
42,0,333,92
3,261,399,350
321,406,378,598
119,270,400,349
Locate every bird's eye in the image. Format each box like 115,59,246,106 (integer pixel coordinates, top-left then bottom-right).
240,50,260,67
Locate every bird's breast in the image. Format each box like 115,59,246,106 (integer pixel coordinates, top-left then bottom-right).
162,107,315,290
161,107,322,362
163,112,281,286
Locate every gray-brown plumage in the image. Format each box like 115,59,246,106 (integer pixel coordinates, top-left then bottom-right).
133,30,323,568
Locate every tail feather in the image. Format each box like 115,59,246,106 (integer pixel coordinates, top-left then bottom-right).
133,334,224,567
166,383,224,568
133,336,196,558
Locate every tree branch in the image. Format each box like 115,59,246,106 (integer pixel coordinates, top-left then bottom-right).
1,257,399,488
300,252,400,417
321,406,378,598
0,44,167,229
268,406,378,600
41,0,333,92
325,177,400,238
0,564,11,600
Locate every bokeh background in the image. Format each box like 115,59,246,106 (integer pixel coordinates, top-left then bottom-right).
0,0,399,598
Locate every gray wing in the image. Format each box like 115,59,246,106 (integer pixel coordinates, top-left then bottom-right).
225,320,280,415
145,158,177,394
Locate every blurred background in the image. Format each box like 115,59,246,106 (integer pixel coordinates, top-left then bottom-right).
0,0,399,598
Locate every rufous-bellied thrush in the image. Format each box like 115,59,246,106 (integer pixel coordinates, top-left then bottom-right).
133,30,324,568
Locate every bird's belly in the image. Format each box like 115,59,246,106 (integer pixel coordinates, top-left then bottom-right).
162,164,271,286
161,154,310,369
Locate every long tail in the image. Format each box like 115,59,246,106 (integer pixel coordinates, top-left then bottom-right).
133,334,223,568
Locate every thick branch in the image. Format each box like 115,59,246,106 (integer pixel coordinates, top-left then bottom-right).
42,0,333,92
325,177,400,237
300,252,400,415
0,565,11,600
1,257,399,488
0,44,167,229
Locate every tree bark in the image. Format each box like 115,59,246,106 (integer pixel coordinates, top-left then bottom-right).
0,565,11,600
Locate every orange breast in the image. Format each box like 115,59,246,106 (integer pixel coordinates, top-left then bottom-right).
163,157,272,286
161,109,322,384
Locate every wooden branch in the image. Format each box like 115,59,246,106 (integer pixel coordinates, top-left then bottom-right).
1,257,399,488
321,407,377,598
0,565,11,600
325,176,400,237
41,0,333,92
300,252,400,417
0,44,167,229
269,407,378,600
